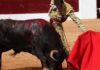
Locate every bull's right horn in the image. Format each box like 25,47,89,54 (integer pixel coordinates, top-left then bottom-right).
50,50,58,61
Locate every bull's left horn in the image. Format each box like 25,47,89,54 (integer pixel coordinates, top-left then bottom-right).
50,50,58,61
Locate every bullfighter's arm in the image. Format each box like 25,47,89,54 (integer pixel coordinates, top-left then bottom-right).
64,2,87,32
68,11,87,32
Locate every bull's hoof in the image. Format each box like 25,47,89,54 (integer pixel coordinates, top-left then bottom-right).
43,67,49,70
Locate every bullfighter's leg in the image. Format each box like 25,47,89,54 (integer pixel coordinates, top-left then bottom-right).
53,24,70,55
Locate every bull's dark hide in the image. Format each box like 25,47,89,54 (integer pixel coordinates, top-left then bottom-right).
0,19,66,70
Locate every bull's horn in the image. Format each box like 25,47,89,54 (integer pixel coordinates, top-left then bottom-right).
50,50,58,61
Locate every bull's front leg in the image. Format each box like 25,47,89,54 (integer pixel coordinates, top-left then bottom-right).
31,47,49,70
47,58,62,70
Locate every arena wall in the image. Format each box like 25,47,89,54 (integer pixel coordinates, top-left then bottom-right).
0,0,97,20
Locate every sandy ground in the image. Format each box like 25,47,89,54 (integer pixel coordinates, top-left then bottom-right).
1,19,100,70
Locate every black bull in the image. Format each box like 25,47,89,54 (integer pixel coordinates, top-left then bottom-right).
0,19,67,70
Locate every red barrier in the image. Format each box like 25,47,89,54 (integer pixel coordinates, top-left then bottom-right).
0,0,78,14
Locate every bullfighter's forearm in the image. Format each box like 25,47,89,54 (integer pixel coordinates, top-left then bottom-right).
69,12,87,32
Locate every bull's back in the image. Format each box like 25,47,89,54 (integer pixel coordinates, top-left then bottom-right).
0,19,50,51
